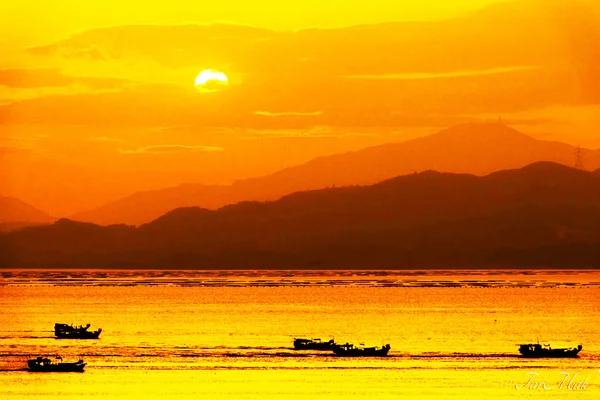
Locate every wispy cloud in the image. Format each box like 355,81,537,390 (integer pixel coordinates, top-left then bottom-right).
118,144,224,154
244,126,337,139
0,85,121,104
346,66,538,80
254,111,324,117
0,135,48,150
0,143,48,158
0,68,126,89
88,136,125,142
148,125,194,133
27,44,108,60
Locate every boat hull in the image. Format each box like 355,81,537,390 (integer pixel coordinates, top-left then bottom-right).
55,331,101,339
520,349,581,358
519,344,582,358
27,359,86,372
333,344,391,357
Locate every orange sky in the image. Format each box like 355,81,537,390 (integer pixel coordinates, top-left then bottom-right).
1,0,599,216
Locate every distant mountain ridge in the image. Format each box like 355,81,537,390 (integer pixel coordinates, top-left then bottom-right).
70,123,600,226
0,197,55,233
4,162,600,269
0,196,54,222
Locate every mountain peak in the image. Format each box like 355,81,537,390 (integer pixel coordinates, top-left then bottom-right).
521,161,579,172
0,196,55,223
431,122,533,143
141,206,212,229
488,162,593,184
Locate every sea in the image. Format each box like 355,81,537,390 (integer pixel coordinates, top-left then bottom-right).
0,269,599,399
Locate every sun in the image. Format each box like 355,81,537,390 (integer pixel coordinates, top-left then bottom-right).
194,69,229,92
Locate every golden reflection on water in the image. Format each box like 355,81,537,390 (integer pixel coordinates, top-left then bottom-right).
0,270,599,399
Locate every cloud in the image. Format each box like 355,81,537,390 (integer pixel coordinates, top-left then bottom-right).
27,23,278,69
0,143,45,159
244,126,337,139
0,86,121,105
0,135,47,150
88,136,125,142
0,68,71,88
0,68,129,103
345,66,538,80
254,111,324,117
0,68,127,89
148,125,194,133
28,43,107,60
118,144,224,154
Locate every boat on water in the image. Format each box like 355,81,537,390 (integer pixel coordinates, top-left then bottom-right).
54,323,102,339
332,343,391,357
518,343,582,358
293,338,335,350
27,356,86,372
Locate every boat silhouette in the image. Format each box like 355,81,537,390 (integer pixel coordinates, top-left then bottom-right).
332,343,391,357
518,343,582,358
54,323,102,339
27,356,86,372
293,338,335,350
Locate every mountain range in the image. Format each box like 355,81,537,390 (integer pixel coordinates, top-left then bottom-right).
70,123,600,225
0,197,55,233
3,161,600,269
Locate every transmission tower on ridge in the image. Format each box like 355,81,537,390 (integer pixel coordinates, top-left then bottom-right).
574,145,585,170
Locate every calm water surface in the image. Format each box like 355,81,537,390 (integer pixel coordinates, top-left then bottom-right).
1,270,599,399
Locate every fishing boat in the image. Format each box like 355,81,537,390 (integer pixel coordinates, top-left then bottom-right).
54,323,102,339
27,356,86,372
293,338,335,350
518,343,582,358
332,343,391,357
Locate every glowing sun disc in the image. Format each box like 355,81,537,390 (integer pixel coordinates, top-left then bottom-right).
195,69,229,92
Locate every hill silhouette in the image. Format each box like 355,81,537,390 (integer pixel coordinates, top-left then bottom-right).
4,162,600,269
71,123,599,226
0,197,55,232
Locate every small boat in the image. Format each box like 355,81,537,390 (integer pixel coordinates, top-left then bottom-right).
518,343,582,358
332,343,391,357
54,323,102,339
27,356,86,372
293,338,335,350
